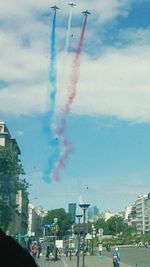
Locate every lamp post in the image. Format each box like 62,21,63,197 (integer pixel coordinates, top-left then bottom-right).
76,215,83,267
79,204,90,267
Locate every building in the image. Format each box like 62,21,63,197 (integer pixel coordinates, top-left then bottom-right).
99,211,116,221
28,204,46,238
9,189,29,236
68,203,76,224
0,121,29,236
135,193,150,234
0,121,20,153
88,205,99,221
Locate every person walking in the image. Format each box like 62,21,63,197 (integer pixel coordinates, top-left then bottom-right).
46,245,50,260
112,247,121,267
31,243,37,261
37,242,42,258
98,242,103,256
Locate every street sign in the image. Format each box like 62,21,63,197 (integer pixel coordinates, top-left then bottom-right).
54,218,58,223
98,228,103,240
98,228,103,235
85,233,92,240
44,223,55,228
56,240,63,248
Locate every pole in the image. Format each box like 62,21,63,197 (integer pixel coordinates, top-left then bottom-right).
79,204,90,267
91,224,95,255
82,209,85,267
76,215,82,267
91,224,93,255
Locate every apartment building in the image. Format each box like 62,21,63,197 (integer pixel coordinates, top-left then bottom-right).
0,121,28,235
28,203,46,238
135,193,150,234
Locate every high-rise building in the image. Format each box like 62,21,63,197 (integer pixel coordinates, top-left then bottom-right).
88,205,99,220
68,203,76,224
135,193,150,234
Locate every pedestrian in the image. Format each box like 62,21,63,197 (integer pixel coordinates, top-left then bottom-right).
37,242,42,258
112,247,121,267
31,243,37,261
98,242,103,256
46,245,50,260
106,243,111,251
0,229,38,267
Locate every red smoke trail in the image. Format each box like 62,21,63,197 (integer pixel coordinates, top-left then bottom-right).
51,16,88,180
64,16,87,113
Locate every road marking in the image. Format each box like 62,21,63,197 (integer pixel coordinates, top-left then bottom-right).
61,257,70,267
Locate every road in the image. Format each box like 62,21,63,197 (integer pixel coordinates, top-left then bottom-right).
35,247,150,267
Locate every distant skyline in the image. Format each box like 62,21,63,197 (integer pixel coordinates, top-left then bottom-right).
1,0,150,213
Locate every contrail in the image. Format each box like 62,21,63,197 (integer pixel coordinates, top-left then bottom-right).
51,16,88,180
44,10,60,183
65,5,73,52
49,11,57,115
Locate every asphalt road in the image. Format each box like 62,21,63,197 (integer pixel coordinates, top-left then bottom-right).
35,247,150,267
103,247,150,267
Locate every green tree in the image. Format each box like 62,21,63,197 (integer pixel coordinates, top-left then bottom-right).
94,218,108,235
43,208,72,238
106,216,125,235
0,146,24,231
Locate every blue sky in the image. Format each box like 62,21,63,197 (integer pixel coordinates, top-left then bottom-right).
0,0,150,213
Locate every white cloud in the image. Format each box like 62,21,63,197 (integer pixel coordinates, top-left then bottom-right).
1,0,150,123
0,84,48,115
119,27,150,45
0,0,133,22
57,44,150,123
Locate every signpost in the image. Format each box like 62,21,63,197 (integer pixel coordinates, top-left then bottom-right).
98,228,103,241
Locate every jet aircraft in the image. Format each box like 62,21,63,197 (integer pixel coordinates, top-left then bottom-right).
68,3,76,7
51,5,59,11
82,10,91,16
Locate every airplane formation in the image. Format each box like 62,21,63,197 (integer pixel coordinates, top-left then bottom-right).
51,3,91,16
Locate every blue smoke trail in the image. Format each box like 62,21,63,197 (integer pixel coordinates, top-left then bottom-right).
44,11,60,183
49,11,57,112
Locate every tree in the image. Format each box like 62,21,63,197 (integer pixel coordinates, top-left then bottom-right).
0,146,24,231
106,216,125,235
94,218,108,235
43,208,72,238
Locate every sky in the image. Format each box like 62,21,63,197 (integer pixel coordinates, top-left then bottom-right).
0,0,150,213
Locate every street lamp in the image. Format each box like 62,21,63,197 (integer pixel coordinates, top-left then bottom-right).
79,204,90,267
76,215,83,267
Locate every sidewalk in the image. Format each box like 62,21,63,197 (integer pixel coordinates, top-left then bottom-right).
63,255,132,267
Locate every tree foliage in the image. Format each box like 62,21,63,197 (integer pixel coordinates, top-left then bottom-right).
88,215,135,240
94,218,109,235
0,146,24,230
43,208,72,238
106,216,125,235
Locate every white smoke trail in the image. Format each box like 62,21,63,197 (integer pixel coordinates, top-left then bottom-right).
65,6,73,52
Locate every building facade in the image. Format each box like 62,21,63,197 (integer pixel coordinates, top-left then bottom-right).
135,193,150,234
68,203,76,224
28,204,46,238
0,121,29,236
88,205,99,221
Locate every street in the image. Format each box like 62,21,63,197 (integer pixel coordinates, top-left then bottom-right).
36,254,131,267
35,247,150,267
